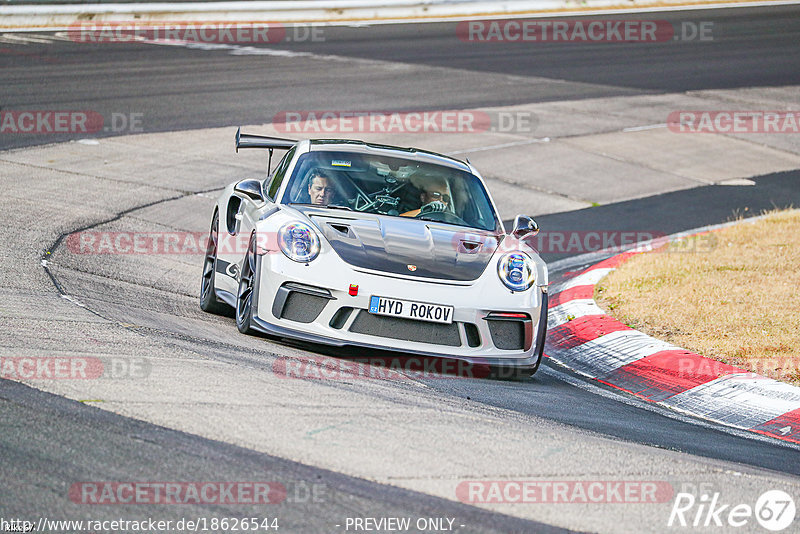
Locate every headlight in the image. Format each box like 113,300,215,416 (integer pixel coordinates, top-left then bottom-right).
497,252,535,292
278,222,320,263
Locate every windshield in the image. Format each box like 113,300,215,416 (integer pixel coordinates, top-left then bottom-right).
281,150,499,232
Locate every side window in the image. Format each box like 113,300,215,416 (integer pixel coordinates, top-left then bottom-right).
265,147,296,201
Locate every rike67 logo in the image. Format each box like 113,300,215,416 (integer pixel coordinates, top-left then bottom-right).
669,488,796,531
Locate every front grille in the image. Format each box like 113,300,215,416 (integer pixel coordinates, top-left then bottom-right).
349,311,461,346
280,291,329,323
487,320,525,350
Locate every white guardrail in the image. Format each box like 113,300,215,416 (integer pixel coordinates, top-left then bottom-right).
2,0,795,29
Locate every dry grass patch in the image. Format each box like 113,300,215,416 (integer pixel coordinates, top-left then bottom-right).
595,209,800,386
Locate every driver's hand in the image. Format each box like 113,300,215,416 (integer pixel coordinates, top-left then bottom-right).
420,200,447,214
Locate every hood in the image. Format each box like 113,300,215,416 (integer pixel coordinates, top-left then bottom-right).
302,210,501,281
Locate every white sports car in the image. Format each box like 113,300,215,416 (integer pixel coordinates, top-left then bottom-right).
200,129,548,376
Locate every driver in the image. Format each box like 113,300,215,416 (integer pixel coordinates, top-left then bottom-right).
308,171,335,205
401,175,451,217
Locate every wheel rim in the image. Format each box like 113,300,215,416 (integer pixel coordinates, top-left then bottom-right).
236,235,256,326
201,215,218,301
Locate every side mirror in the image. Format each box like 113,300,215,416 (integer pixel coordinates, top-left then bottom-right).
511,214,539,238
234,179,264,202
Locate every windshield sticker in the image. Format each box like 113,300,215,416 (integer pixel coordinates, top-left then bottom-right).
331,160,352,167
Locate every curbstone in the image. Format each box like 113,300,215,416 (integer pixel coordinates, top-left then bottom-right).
545,234,800,445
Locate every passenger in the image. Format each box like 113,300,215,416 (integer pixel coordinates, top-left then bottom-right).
401,175,451,217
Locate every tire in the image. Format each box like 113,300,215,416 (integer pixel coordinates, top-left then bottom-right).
200,211,231,315
236,232,259,335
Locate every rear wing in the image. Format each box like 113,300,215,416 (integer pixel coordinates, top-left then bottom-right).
236,127,297,173
235,127,297,152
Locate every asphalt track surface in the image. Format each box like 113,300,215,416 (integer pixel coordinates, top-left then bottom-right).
3,5,800,533
0,380,567,533
3,5,800,150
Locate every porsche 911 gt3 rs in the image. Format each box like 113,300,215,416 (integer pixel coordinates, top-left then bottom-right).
200,129,548,376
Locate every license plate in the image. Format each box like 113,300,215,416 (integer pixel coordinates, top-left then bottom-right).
369,296,454,324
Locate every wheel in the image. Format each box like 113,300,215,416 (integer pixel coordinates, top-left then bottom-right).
236,232,258,335
200,211,231,315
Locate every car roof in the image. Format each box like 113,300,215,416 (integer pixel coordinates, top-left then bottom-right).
305,139,472,173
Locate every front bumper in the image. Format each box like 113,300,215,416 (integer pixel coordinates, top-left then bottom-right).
249,249,548,370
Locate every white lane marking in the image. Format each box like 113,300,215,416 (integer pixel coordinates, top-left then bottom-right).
63,32,351,61
622,123,667,132
446,137,550,156
37,32,74,41
719,178,756,186
129,36,394,64
228,45,315,57
135,38,304,56
51,31,316,57
0,33,54,44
